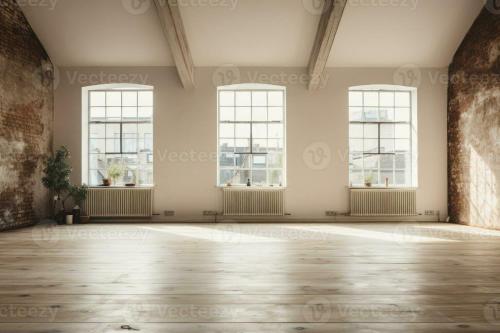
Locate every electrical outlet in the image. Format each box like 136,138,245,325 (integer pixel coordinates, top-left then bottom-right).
424,210,435,216
203,211,219,216
164,210,175,216
325,211,337,217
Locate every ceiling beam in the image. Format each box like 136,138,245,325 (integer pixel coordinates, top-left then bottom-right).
153,0,195,89
307,0,347,90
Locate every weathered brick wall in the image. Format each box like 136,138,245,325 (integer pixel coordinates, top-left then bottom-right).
0,0,54,231
448,3,500,230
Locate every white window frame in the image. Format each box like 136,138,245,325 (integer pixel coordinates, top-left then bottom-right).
217,83,287,187
82,83,154,187
348,85,418,188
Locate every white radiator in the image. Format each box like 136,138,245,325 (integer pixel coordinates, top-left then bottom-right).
84,187,153,217
350,188,417,216
223,187,285,216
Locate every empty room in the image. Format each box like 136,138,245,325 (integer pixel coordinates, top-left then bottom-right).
0,0,499,332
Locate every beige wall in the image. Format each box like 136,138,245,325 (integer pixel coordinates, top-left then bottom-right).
54,66,448,220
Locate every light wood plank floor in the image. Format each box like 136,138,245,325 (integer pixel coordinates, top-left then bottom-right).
1,222,500,332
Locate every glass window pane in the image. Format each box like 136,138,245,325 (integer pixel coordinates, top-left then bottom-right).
380,124,395,138
395,124,410,138
349,124,363,138
90,92,105,106
235,154,251,169
350,153,363,169
395,154,410,169
220,169,236,186
380,154,394,169
220,124,234,138
219,153,235,167
138,107,153,119
252,124,267,138
363,124,378,138
220,107,234,121
252,139,267,153
90,107,105,119
107,107,121,120
268,124,283,138
267,139,283,152
349,91,362,106
252,155,266,169
395,108,410,122
219,91,234,106
236,91,251,106
379,107,394,121
395,92,410,107
138,166,153,185
363,107,378,121
268,153,283,168
235,107,251,121
268,169,282,185
106,139,120,153
364,91,378,106
364,155,379,169
235,124,250,138
89,139,105,153
252,170,267,185
268,107,283,122
349,107,363,121
395,170,407,185
106,124,121,139
89,170,104,186
381,171,394,186
89,154,105,169
268,91,283,106
379,92,394,107
235,139,250,153
89,124,105,138
106,91,121,106
220,138,235,152
349,139,363,153
237,170,251,185
380,139,395,153
122,91,137,106
122,107,137,119
350,168,363,186
138,123,152,139
252,107,267,121
138,91,153,106
252,91,267,106
364,139,378,153
395,139,410,152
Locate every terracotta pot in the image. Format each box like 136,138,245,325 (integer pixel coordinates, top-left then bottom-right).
102,179,111,186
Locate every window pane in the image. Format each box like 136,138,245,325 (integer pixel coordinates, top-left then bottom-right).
106,139,120,153
381,171,394,186
90,107,105,119
364,91,378,106
236,91,251,106
380,139,395,153
349,91,362,106
122,91,137,106
395,107,410,122
268,153,283,168
252,91,267,106
235,107,251,121
252,124,267,138
268,91,283,106
220,138,235,152
122,107,137,119
380,154,394,170
220,124,234,138
89,170,104,186
89,124,105,138
220,169,236,185
89,154,105,169
252,107,267,121
138,107,153,119
235,139,250,153
235,154,251,169
138,166,153,185
252,155,266,169
106,92,121,106
235,124,251,138
219,91,234,106
268,169,282,185
364,139,378,153
395,170,408,185
106,124,120,139
237,170,251,185
252,170,267,185
363,107,378,121
395,92,410,107
349,107,363,121
350,168,363,185
380,124,395,138
219,153,235,167
268,107,283,122
220,107,234,121
89,139,105,153
138,91,153,106
395,154,410,169
252,139,267,153
395,124,410,138
379,92,394,107
268,124,283,138
395,139,410,152
349,124,363,138
349,139,363,153
267,139,283,152
107,107,121,120
364,155,379,169
90,92,105,106
363,124,378,138
379,107,394,121
350,153,363,169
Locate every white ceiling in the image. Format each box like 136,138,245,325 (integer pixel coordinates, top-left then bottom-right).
21,0,485,68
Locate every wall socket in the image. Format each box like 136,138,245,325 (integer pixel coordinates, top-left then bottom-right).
424,210,436,216
325,211,338,217
203,211,219,216
164,210,175,216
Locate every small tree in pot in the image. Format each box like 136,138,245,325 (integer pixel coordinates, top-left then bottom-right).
42,147,71,224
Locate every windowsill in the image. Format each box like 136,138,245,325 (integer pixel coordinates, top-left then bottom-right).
349,186,417,190
218,185,286,189
88,185,155,189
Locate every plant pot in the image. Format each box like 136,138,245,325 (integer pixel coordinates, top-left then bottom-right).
56,210,66,225
65,214,74,225
72,207,81,224
102,179,111,186
365,182,372,187
80,216,90,224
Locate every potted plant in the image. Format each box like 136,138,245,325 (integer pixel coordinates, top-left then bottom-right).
107,163,123,186
70,185,88,224
42,146,71,224
365,174,374,187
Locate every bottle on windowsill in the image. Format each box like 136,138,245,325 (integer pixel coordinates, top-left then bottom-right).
247,178,251,187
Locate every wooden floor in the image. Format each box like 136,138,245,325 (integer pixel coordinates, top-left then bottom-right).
1,222,500,332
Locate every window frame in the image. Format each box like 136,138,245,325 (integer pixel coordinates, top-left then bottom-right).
217,84,287,187
348,87,417,188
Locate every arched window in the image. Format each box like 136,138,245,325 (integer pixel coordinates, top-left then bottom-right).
82,84,154,186
217,83,286,187
348,85,417,187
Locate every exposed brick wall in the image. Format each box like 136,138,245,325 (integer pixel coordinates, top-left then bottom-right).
0,0,54,231
448,3,500,230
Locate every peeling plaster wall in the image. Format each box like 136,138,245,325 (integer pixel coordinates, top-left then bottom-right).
448,4,500,230
0,0,54,230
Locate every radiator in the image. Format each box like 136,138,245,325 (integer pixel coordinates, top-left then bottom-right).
83,187,153,217
350,188,417,216
223,187,285,216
